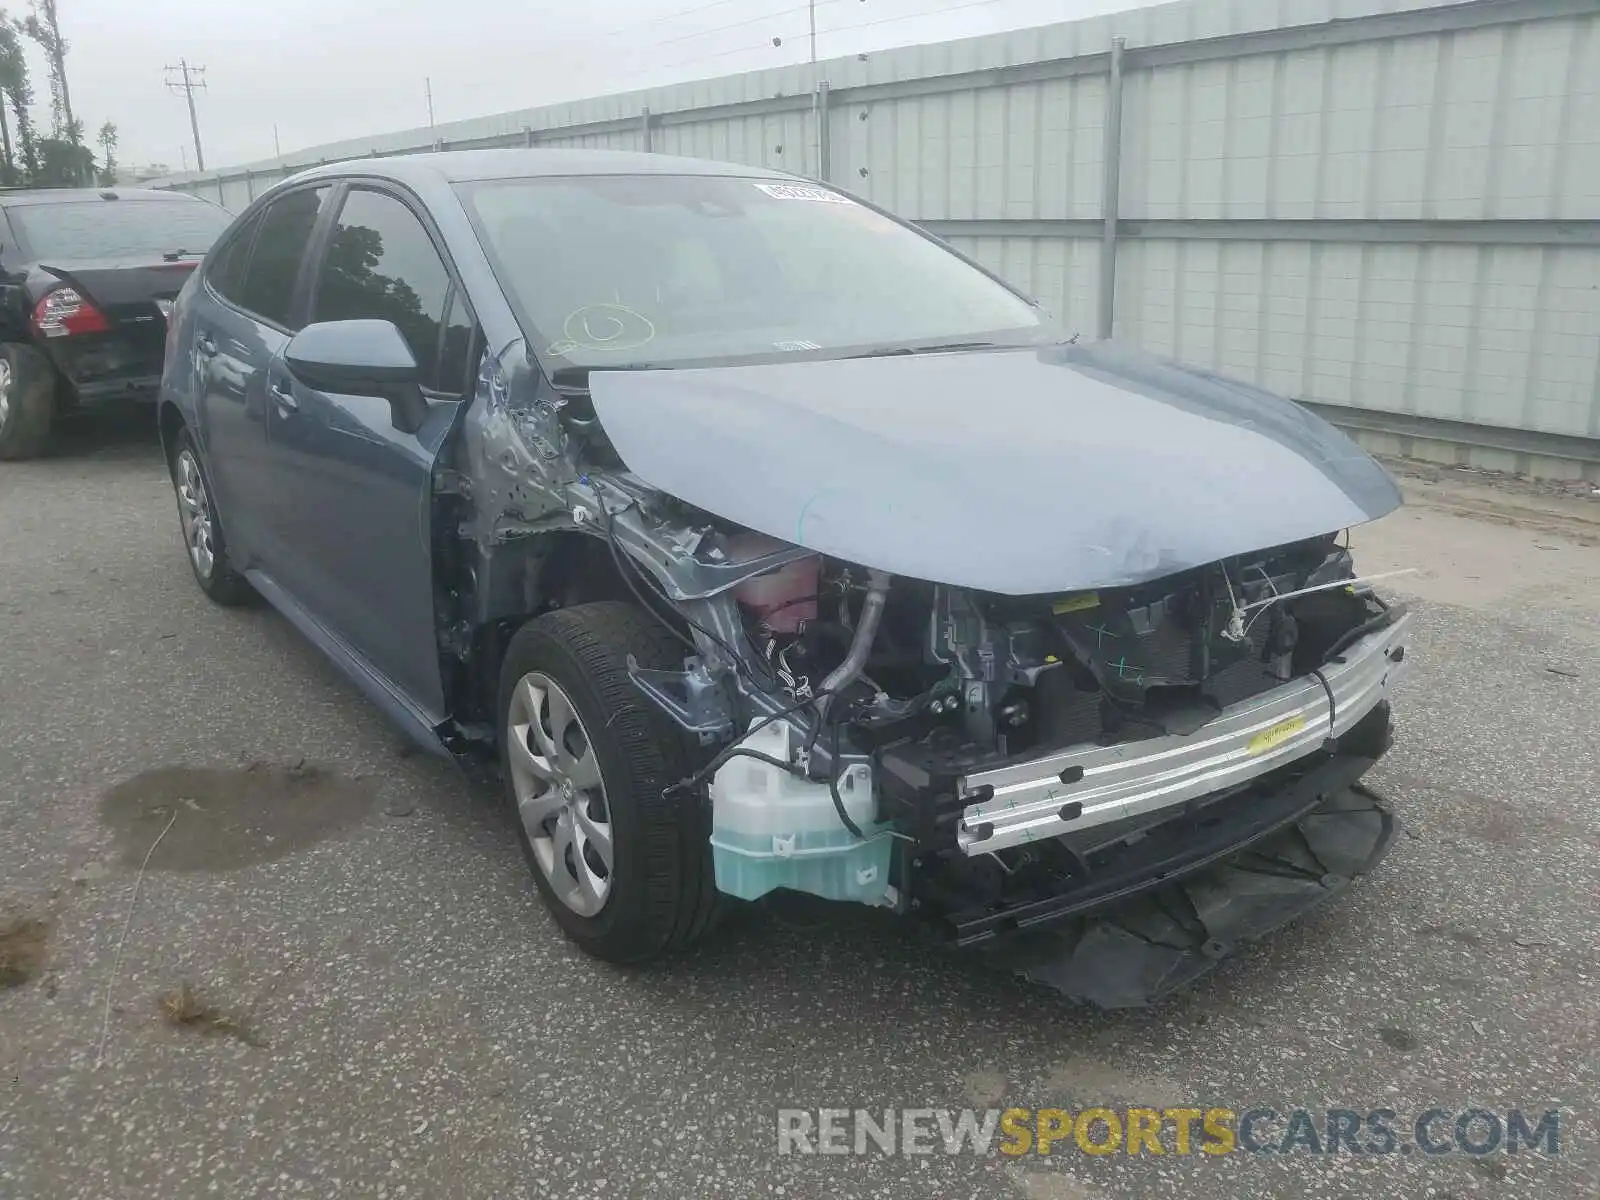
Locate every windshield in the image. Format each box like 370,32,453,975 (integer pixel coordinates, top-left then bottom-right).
8,198,231,261
459,174,1056,370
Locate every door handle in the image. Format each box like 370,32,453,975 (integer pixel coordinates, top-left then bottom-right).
196,332,218,357
269,377,299,413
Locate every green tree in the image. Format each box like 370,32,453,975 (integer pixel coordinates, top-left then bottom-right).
32,134,90,186
95,118,114,184
23,0,74,146
0,14,30,184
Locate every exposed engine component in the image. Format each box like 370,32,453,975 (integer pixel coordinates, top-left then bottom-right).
817,568,891,719
728,532,820,634
709,529,1398,779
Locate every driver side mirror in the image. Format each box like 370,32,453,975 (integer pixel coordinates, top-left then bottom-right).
284,319,430,434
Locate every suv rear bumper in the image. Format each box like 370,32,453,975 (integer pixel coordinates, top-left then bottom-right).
956,610,1411,854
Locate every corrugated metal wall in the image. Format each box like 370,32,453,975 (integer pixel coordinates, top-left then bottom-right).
153,0,1600,480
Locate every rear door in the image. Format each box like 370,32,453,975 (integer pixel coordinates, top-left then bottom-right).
261,183,476,719
190,185,331,568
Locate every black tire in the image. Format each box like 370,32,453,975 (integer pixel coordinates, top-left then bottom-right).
0,342,56,461
498,601,720,962
167,427,253,606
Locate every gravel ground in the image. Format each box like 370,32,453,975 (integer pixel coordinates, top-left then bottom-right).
2,420,1597,1199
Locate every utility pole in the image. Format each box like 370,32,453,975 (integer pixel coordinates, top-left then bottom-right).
164,60,207,173
425,77,435,128
808,0,817,63
273,123,282,157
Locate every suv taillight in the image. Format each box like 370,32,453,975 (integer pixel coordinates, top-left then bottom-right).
31,286,110,338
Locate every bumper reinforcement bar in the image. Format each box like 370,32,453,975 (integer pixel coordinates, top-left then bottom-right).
956,611,1410,854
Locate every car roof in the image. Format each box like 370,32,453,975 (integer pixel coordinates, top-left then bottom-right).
291,148,798,187
0,187,212,208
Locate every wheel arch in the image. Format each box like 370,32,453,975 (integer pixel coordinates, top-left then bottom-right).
157,398,187,464
449,528,643,742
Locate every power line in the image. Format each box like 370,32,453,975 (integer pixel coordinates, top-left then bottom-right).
597,0,760,39
657,0,1031,70
651,4,838,70
658,0,843,46
163,60,207,173
654,31,808,72
828,0,1028,38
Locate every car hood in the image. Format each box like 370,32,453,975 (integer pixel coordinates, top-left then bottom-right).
586,341,1401,594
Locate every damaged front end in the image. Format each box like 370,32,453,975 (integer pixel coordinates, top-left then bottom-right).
700,538,1408,1007
460,339,1410,1006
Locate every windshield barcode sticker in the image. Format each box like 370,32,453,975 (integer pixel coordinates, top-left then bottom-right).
753,182,851,203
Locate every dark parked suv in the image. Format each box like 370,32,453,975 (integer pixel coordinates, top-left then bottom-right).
158,150,1410,1005
0,187,231,458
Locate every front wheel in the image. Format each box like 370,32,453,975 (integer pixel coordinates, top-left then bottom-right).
498,602,721,962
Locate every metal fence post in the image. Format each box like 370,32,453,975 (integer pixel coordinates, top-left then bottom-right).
815,81,832,182
1097,37,1126,341
640,106,653,152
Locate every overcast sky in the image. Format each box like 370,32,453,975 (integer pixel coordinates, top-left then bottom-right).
28,0,1153,172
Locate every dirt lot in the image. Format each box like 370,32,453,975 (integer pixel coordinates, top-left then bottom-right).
2,421,1598,1199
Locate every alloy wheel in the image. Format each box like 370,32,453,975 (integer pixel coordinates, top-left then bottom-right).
0,358,12,431
506,671,614,917
174,449,216,579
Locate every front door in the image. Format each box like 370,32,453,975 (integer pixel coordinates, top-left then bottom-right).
261,184,477,722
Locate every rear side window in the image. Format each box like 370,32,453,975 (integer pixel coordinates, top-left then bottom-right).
6,198,230,260
310,188,464,392
206,210,263,306
235,186,329,328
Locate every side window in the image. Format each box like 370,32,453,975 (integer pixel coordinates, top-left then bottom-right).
205,209,263,306
311,188,463,393
436,290,475,395
236,186,329,327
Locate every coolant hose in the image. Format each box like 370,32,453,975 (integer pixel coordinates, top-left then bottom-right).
817,569,891,714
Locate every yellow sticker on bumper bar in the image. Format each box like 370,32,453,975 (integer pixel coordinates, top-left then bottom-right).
1247,714,1307,755
1052,592,1100,614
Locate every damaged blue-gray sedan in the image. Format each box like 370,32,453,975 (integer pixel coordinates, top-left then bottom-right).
157,150,1411,1006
